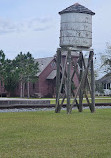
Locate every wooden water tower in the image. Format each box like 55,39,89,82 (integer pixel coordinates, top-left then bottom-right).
55,3,95,114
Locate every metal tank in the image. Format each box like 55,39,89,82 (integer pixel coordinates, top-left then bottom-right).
59,3,95,48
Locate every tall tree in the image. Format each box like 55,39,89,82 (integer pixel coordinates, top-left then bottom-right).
0,50,5,80
13,52,27,97
0,51,19,96
24,52,39,98
0,50,6,97
3,59,19,96
101,43,111,73
13,52,39,98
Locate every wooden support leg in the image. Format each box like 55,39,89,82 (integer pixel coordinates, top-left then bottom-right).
55,49,61,113
90,51,95,113
70,51,93,110
82,54,92,95
71,88,79,110
84,92,92,110
67,51,71,114
79,52,83,112
71,60,79,109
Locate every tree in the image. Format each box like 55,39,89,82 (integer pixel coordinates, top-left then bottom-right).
13,52,39,98
0,50,5,80
0,51,19,96
101,43,111,73
0,50,6,97
95,83,104,95
3,59,19,96
0,50,39,98
24,52,39,98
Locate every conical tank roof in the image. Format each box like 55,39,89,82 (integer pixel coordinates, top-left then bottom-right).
59,3,95,15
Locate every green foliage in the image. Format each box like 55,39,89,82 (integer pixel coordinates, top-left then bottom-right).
0,50,5,63
0,109,111,158
13,52,39,82
0,51,19,93
0,50,5,79
0,51,39,97
101,43,111,73
13,52,39,97
95,83,104,94
3,59,19,93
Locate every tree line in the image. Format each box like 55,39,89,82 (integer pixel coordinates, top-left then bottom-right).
0,50,39,98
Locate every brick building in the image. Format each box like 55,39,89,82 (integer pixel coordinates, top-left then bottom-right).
0,53,79,98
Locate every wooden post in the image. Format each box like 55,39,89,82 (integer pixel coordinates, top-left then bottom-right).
70,51,93,110
55,53,68,113
55,49,61,113
55,48,95,114
67,50,71,114
79,52,83,112
90,51,95,113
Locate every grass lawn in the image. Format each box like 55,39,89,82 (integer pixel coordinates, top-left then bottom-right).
50,97,111,104
0,109,111,158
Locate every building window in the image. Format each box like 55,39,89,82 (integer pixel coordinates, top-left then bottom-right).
51,61,56,69
33,83,35,90
107,83,110,89
104,83,106,89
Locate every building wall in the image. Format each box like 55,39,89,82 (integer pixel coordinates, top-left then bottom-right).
103,82,111,95
38,59,56,97
13,79,39,97
13,59,56,97
38,56,79,97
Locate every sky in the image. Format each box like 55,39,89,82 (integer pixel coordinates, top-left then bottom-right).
0,0,111,60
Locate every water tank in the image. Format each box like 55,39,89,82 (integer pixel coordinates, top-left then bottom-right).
59,3,95,48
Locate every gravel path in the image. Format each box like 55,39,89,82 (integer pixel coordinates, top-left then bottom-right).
0,106,111,113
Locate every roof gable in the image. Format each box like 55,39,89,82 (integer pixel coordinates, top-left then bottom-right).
59,3,95,15
47,70,56,80
97,73,111,83
35,57,54,76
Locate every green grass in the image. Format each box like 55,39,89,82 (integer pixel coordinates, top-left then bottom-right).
0,109,111,158
50,97,111,104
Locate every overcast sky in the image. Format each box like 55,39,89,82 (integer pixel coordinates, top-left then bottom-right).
0,0,111,60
